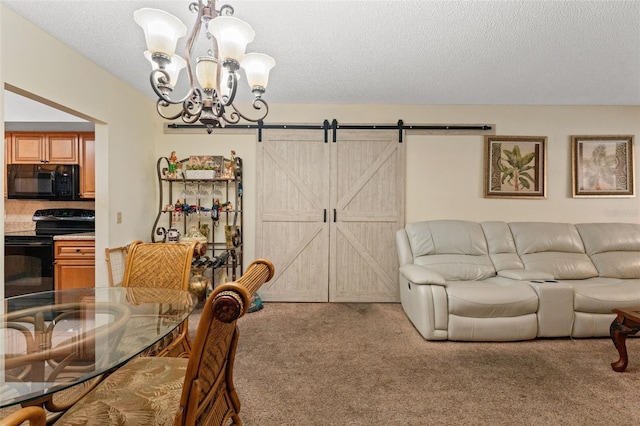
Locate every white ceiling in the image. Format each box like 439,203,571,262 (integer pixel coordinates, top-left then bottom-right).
3,0,640,122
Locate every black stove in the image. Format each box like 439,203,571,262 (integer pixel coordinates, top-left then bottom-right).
4,208,95,306
5,208,95,239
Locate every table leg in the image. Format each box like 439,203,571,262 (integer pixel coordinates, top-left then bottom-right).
610,315,640,372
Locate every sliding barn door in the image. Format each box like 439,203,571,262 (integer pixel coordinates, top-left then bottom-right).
257,128,405,302
330,130,404,302
257,130,330,301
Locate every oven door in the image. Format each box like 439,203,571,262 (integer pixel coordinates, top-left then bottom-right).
4,237,55,311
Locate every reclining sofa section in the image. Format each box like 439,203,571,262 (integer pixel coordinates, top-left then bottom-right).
396,220,640,341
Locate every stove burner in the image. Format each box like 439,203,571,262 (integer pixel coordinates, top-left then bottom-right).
33,208,95,221
31,208,96,235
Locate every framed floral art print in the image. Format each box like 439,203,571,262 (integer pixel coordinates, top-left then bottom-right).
571,135,635,197
484,135,547,199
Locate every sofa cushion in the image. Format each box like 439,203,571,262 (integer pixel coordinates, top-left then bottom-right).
508,222,598,279
405,220,495,281
576,223,640,278
571,279,640,313
445,278,538,318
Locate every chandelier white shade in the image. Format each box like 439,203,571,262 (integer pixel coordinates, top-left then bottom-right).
134,1,275,133
134,8,187,57
207,16,255,64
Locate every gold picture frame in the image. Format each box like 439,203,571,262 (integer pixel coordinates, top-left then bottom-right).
571,135,635,197
484,135,547,199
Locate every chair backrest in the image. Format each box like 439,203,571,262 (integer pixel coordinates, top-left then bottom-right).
121,241,197,291
105,244,134,287
175,258,275,426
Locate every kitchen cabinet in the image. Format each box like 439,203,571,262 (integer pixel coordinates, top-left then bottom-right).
54,239,95,291
10,132,78,164
79,133,95,198
4,133,10,197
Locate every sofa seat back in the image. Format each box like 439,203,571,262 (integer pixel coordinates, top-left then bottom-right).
481,221,524,272
576,223,640,279
404,220,495,281
508,222,598,279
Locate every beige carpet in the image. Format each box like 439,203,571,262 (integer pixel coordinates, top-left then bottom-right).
190,302,640,425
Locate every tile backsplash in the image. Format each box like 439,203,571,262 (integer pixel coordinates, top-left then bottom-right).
5,199,96,232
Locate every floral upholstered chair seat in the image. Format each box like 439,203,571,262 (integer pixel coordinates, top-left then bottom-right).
56,357,187,425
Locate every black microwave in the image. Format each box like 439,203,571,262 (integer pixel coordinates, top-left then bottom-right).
7,164,80,200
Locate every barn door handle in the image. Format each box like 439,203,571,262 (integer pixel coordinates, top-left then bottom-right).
333,209,337,223
323,209,327,223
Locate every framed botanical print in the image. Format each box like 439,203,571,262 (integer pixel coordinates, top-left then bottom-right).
484,135,547,198
571,135,635,197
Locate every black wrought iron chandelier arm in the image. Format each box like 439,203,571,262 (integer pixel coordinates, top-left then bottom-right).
224,98,270,124
155,89,205,122
218,4,234,16
220,71,239,107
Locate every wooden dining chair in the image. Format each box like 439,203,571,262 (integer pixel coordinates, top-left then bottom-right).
54,258,275,426
120,240,197,358
104,245,131,287
0,406,46,426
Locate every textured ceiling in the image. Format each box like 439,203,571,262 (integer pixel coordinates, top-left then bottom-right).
3,0,640,109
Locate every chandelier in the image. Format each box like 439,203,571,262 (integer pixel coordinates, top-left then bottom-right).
134,1,275,133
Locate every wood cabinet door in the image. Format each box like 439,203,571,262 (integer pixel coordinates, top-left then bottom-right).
55,261,96,290
257,130,331,302
79,133,95,198
47,133,78,163
11,133,46,163
5,133,10,197
329,130,404,302
10,132,79,163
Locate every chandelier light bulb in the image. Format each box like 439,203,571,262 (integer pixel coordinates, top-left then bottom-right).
196,56,219,90
241,53,276,93
134,8,187,57
207,16,255,64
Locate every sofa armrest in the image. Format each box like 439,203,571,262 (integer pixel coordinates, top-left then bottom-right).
399,264,446,285
524,280,574,337
498,269,555,281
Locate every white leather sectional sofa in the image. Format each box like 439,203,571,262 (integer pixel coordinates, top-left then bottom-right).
396,220,640,341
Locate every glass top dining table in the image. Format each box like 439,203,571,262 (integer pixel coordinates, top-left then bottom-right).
1,287,197,409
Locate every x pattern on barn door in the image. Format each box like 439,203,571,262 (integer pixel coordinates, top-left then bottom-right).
257,128,405,302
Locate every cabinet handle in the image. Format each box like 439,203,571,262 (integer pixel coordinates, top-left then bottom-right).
323,209,327,223
333,209,336,223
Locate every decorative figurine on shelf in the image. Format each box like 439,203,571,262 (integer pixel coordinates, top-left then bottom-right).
199,223,210,238
167,151,179,179
212,199,220,222
223,150,236,179
166,227,181,243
